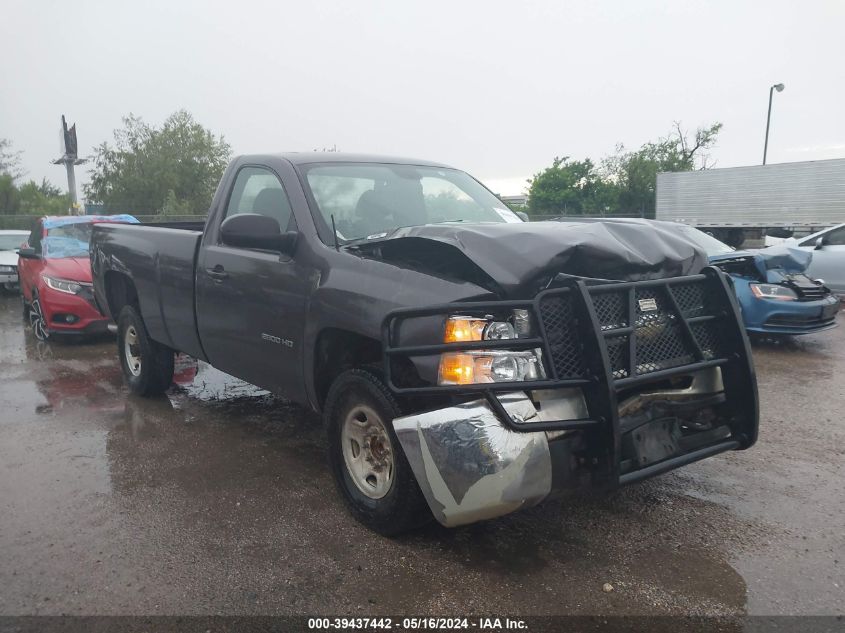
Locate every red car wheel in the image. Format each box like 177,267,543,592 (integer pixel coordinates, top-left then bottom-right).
29,295,49,341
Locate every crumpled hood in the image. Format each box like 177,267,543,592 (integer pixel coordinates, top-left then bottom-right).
751,245,812,273
354,220,708,297
710,245,811,282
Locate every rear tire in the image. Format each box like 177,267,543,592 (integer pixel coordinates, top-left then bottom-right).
117,305,174,396
325,369,431,536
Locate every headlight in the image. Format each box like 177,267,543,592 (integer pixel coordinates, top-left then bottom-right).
750,283,797,301
43,275,84,295
0,265,15,273
439,350,545,385
439,310,545,385
443,311,529,343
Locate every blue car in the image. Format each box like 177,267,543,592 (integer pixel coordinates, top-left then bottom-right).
673,224,840,335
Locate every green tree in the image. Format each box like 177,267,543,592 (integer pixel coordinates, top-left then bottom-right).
527,156,619,216
603,122,722,217
157,189,197,219
0,174,21,214
18,179,71,215
0,138,25,181
526,122,722,219
0,139,70,215
84,110,231,215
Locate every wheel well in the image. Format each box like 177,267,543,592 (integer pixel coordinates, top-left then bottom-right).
314,329,382,409
104,271,139,319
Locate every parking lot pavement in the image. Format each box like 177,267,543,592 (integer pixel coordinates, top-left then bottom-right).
0,294,842,617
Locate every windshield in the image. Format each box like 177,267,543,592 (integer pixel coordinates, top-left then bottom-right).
302,163,522,242
0,234,26,251
43,223,93,259
674,224,735,257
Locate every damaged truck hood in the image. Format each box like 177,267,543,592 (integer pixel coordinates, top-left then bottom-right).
351,220,708,298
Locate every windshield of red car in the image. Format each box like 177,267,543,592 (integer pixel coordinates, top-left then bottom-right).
43,223,93,259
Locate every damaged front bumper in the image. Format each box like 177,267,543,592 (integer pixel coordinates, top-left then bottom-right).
394,369,737,527
394,393,554,528
385,268,759,527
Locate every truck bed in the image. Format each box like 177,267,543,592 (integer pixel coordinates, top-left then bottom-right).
91,222,206,360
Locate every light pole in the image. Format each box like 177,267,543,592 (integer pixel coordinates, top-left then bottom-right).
51,115,89,214
763,83,785,165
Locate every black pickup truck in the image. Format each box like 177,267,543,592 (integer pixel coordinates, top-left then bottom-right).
91,153,758,534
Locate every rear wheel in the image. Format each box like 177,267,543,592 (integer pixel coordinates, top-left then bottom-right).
117,305,174,396
325,369,431,535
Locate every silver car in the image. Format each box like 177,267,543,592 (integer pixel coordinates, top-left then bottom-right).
789,223,845,295
0,230,29,291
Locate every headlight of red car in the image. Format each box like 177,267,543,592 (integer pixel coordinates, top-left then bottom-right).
43,275,85,295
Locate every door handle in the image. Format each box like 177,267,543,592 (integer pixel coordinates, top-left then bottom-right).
206,265,229,281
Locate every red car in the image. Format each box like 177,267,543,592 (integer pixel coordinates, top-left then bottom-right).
18,215,139,340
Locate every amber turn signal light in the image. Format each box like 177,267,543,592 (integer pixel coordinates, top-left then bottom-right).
443,317,487,343
438,353,477,384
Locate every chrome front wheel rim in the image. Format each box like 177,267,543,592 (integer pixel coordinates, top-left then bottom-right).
341,404,394,499
124,325,142,376
30,299,48,341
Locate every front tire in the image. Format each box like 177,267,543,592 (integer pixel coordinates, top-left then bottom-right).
117,305,174,396
325,369,431,535
29,293,49,341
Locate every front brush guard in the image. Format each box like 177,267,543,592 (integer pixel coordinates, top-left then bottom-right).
383,267,759,488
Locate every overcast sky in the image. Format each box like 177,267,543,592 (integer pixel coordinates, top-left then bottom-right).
2,0,844,197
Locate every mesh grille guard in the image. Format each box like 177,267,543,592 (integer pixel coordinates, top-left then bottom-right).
382,266,758,457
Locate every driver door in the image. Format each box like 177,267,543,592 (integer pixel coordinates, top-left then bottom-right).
196,166,309,397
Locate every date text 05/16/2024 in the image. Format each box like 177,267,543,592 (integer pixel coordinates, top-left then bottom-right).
307,617,527,630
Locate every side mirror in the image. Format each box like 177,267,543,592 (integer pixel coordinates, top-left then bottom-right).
17,247,38,259
814,236,826,250
515,211,530,222
220,214,298,255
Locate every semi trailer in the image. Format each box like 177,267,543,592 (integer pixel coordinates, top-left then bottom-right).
656,158,845,246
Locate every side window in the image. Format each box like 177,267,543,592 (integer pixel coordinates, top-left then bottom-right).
800,227,845,247
224,166,294,232
824,226,845,246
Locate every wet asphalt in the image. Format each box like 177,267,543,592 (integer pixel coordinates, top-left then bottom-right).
0,293,842,617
